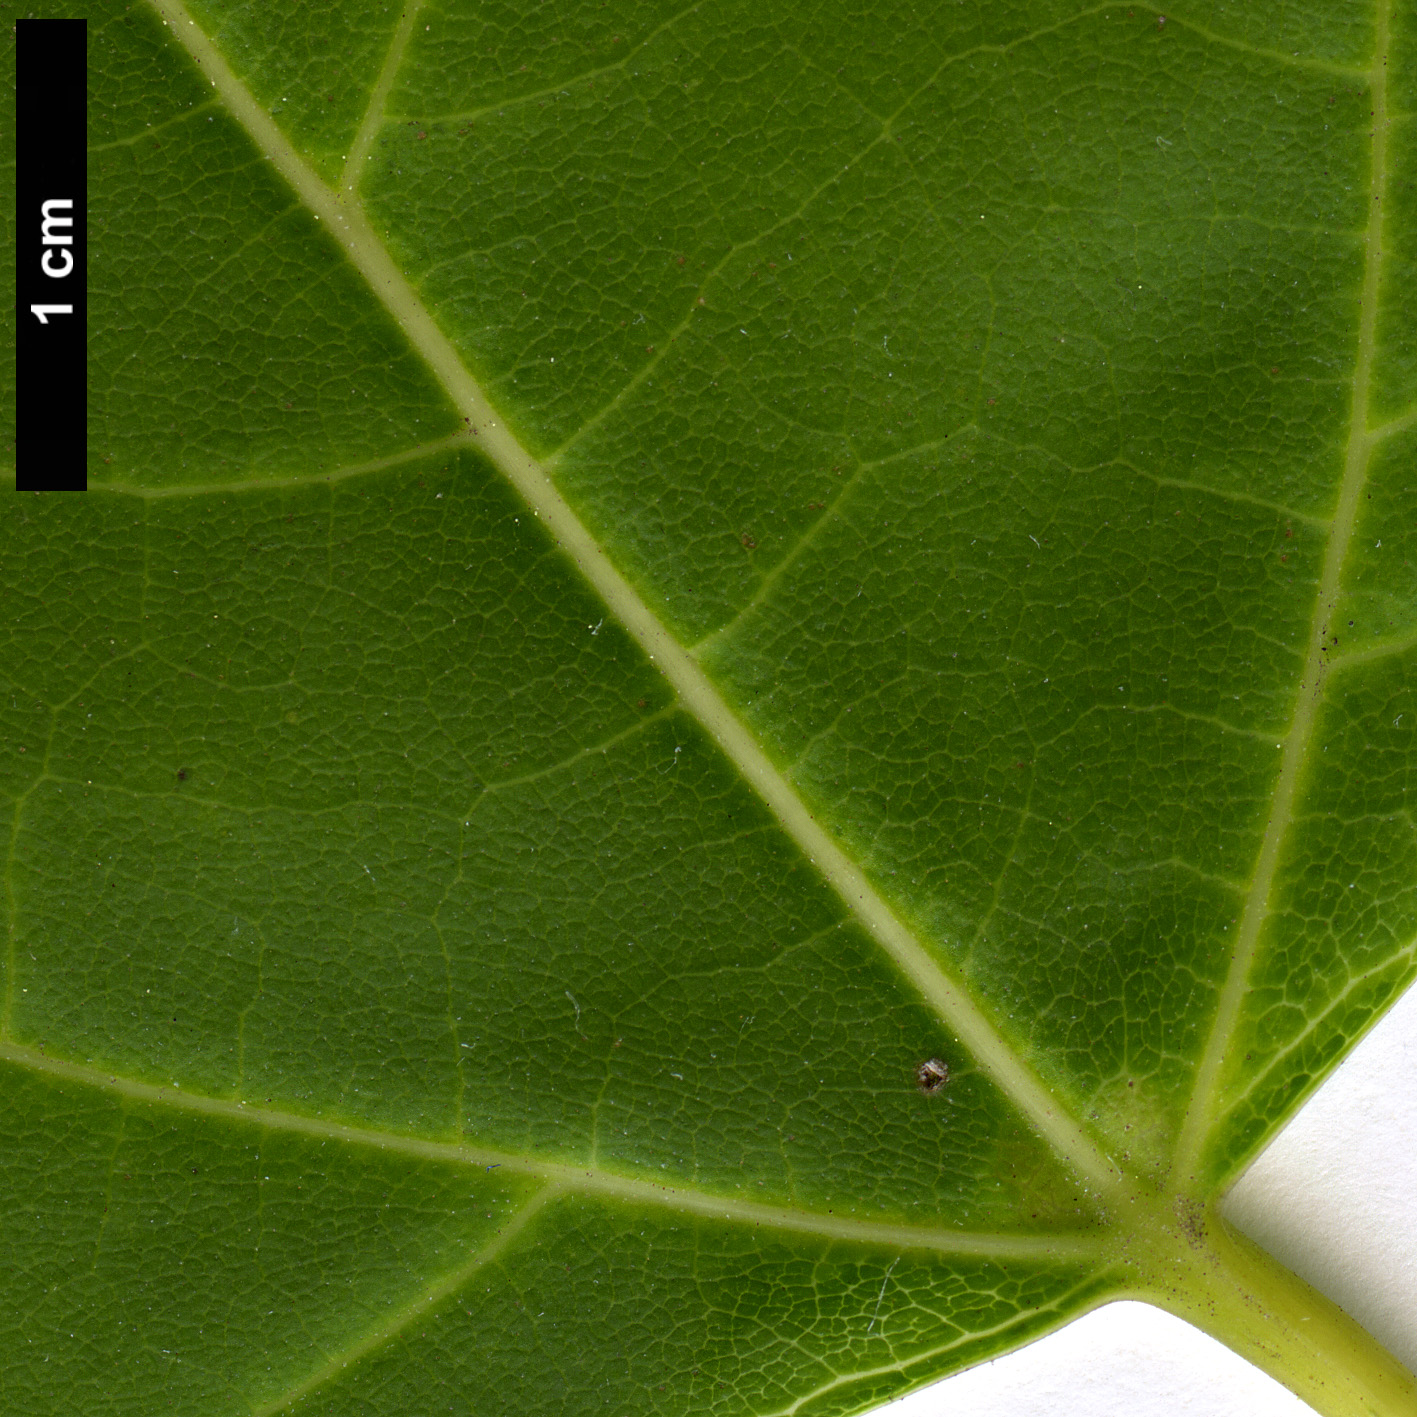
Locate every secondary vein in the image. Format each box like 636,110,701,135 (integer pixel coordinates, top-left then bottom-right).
0,1041,1103,1261
251,1184,558,1417
1172,0,1393,1182
90,433,468,498
342,0,424,197
143,0,1123,1199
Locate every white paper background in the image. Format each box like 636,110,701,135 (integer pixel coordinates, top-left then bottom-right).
863,980,1417,1416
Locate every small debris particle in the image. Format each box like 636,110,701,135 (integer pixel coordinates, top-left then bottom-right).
915,1057,949,1095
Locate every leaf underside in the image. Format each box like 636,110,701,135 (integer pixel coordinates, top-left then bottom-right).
2,0,1415,1413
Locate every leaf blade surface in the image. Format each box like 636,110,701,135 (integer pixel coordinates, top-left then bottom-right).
3,0,1416,1412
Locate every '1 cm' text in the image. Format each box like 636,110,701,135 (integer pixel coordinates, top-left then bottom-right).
31,198,75,324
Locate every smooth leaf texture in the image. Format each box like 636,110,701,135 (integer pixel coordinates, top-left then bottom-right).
3,1,1417,1413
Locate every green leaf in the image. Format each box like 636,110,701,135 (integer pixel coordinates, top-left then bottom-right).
3,0,1416,1413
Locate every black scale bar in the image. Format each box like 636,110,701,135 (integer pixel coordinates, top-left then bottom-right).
15,19,87,491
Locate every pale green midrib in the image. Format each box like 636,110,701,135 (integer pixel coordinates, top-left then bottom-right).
341,0,423,196
1172,0,1393,1184
251,1183,558,1417
0,1040,1101,1260
143,0,1122,1201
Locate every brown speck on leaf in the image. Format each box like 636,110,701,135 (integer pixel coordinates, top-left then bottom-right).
915,1057,949,1095
1175,1195,1206,1248
177,769,188,782
636,698,647,709
740,532,757,549
1156,13,1167,28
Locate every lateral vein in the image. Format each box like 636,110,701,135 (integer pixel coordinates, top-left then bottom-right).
91,433,469,498
144,0,1120,1196
0,1041,1104,1261
252,1184,557,1417
1172,0,1393,1181
342,0,424,196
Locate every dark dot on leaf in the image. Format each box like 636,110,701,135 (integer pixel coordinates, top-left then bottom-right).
740,532,757,549
915,1057,949,1094
176,769,188,781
